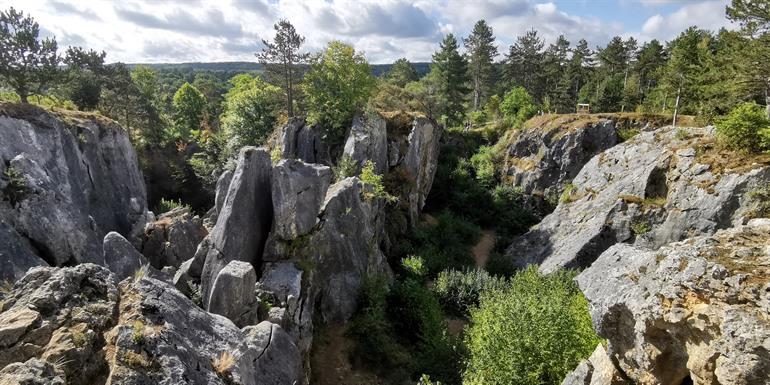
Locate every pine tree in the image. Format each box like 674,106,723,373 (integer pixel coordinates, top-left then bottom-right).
387,58,418,87
727,0,770,118
257,19,309,118
463,20,498,110
543,35,570,112
432,34,470,126
0,7,59,103
504,30,545,101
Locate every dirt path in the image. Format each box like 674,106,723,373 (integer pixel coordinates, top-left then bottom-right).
471,230,495,268
311,323,386,385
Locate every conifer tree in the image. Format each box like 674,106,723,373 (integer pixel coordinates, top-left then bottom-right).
463,20,498,110
432,34,470,126
257,19,309,117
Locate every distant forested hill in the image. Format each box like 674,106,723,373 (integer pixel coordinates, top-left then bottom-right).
129,61,430,78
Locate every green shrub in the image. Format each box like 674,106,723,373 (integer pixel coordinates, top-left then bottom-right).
155,198,190,214
500,87,538,127
469,145,497,189
413,211,480,275
484,252,517,278
469,110,487,126
464,266,601,385
333,154,358,181
348,276,411,381
490,185,539,247
747,183,770,219
617,127,640,142
716,102,770,153
402,256,427,278
1,166,28,205
432,268,506,316
631,220,651,235
388,279,462,384
360,160,396,202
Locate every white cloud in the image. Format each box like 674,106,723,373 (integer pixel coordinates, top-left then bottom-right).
0,0,735,63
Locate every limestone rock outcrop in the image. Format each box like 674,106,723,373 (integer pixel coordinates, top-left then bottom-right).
506,126,770,272
103,232,147,282
271,159,332,240
281,117,331,165
0,264,304,385
400,117,442,225
575,220,770,385
207,260,259,327
0,104,147,278
343,114,388,174
141,206,207,270
200,147,273,306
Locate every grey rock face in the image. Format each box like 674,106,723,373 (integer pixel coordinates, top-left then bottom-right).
401,117,442,225
0,218,46,283
103,231,147,282
502,118,619,200
506,126,770,272
344,114,388,174
243,321,303,385
561,344,628,385
207,260,259,327
576,221,770,385
0,264,118,384
0,358,66,385
201,147,273,305
215,169,234,215
271,159,332,239
281,118,330,165
0,104,147,272
141,206,207,269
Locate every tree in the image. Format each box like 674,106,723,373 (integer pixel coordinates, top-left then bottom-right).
386,58,418,87
303,41,375,143
63,47,106,110
172,82,207,140
257,19,309,118
432,33,470,126
505,30,545,101
543,35,571,112
635,40,667,97
500,86,537,126
727,0,770,35
220,75,283,152
464,20,498,110
464,267,600,385
727,0,770,118
130,65,165,145
0,7,59,103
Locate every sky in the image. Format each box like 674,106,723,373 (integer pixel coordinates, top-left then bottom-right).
1,0,736,64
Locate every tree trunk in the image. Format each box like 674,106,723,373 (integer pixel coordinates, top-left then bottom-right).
673,83,682,127
765,78,770,120
286,63,294,118
18,91,28,104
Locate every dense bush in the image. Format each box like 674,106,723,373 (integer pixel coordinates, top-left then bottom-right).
463,266,601,385
412,211,480,275
388,278,462,384
432,268,505,316
469,145,497,189
500,86,538,127
220,74,282,153
715,102,770,153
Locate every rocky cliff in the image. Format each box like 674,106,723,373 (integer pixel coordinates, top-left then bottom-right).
506,125,770,272
564,219,770,385
0,103,149,282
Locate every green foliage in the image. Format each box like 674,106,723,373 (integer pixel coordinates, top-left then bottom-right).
489,185,538,246
360,160,396,202
386,58,419,87
617,127,641,142
401,256,427,278
172,82,207,140
303,41,375,144
675,128,690,141
132,320,146,345
0,7,59,103
715,102,770,153
469,145,497,189
220,75,283,152
349,275,411,381
63,47,107,111
388,279,462,384
464,20,498,110
560,184,579,203
333,154,358,181
257,19,309,118
155,197,189,214
500,86,537,127
412,211,480,275
630,220,651,235
464,267,601,385
1,165,28,205
432,34,470,126
270,146,282,164
432,268,505,316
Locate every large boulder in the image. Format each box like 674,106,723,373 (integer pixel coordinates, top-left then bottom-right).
271,159,332,240
200,147,273,304
243,321,303,385
561,344,628,385
141,206,207,269
207,260,259,327
576,220,770,385
343,113,388,174
0,218,46,283
103,232,147,282
506,126,770,272
0,104,147,273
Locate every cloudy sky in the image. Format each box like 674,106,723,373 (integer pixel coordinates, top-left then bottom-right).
1,0,735,64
